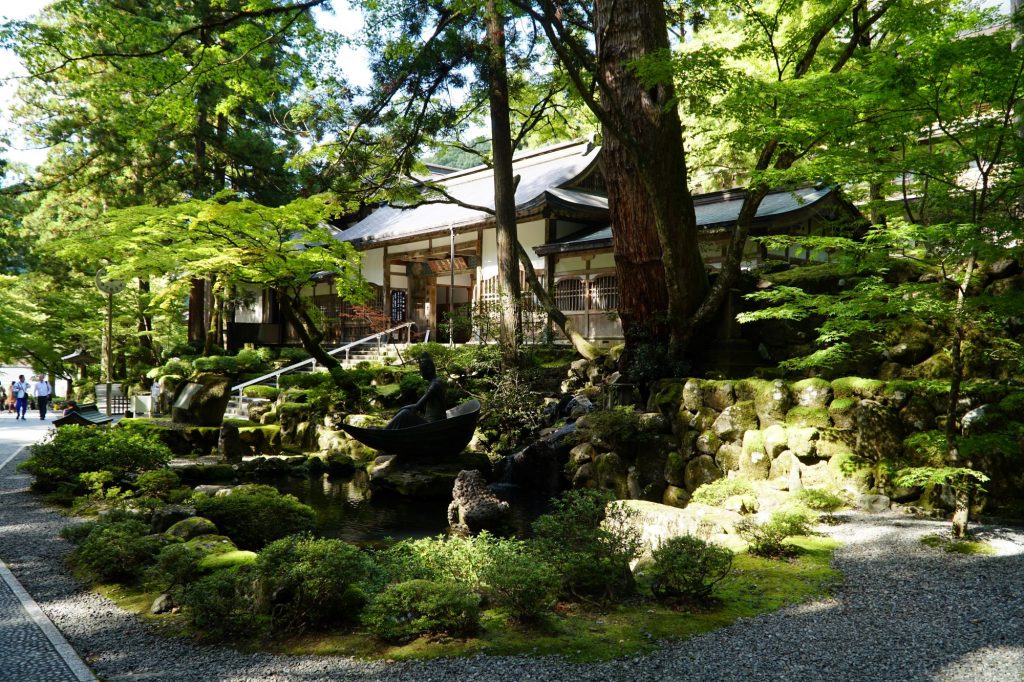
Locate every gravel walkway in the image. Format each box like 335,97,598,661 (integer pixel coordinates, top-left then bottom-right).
1,419,1021,681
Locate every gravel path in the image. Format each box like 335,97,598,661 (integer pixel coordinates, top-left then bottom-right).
1,420,1021,681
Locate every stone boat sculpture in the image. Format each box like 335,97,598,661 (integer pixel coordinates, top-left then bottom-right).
340,399,481,457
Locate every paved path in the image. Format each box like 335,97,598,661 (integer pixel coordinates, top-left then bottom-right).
0,413,96,682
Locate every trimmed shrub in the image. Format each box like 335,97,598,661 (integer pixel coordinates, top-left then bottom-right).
21,426,173,491
278,372,334,390
362,579,480,642
253,535,374,632
691,478,756,507
193,485,316,550
647,535,734,604
134,469,181,500
242,385,280,400
184,568,259,638
797,488,846,521
478,539,559,622
736,508,817,558
531,489,642,600
72,517,161,582
375,534,491,591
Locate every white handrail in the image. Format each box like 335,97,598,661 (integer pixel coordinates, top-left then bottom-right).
231,321,416,394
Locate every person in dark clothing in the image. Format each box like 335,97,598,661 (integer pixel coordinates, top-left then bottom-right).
386,352,447,429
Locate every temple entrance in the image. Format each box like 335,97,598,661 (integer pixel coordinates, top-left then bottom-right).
434,284,472,343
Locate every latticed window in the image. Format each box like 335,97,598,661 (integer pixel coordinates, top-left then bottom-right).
554,278,585,312
589,274,618,310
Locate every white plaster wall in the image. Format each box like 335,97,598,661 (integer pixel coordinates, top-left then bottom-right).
361,248,384,286
480,220,545,280
233,285,263,323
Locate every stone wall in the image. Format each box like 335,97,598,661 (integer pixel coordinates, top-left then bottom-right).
566,376,1024,513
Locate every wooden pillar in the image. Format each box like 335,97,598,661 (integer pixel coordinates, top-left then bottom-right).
383,246,391,322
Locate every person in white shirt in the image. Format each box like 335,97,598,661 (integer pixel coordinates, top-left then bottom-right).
33,377,52,420
12,375,29,420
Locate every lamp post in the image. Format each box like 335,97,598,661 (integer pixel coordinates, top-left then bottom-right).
95,268,125,416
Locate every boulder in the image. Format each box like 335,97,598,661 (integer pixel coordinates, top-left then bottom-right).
689,406,720,432
899,397,937,432
647,379,686,416
218,422,244,463
787,427,820,459
855,493,891,513
663,451,687,488
572,462,596,488
447,470,510,534
986,272,1024,296
910,352,953,380
170,373,233,427
634,445,670,499
494,439,567,501
682,379,705,411
165,516,218,541
150,504,194,534
763,424,788,458
715,442,742,472
800,460,831,487
182,534,238,561
984,256,1021,281
786,406,830,429
569,442,597,467
828,398,857,429
595,452,629,498
962,404,997,436
769,450,800,481
753,379,792,427
151,593,174,615
712,401,759,441
609,500,742,556
703,381,736,411
193,484,233,496
792,378,833,408
368,457,465,497
638,412,671,435
739,431,770,480
723,494,759,514
684,455,723,493
852,400,904,463
696,430,721,455
661,485,691,508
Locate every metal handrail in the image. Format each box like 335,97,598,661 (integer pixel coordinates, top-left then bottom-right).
230,321,416,394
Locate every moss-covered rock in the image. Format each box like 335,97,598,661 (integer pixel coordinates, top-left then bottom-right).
197,549,257,572
176,463,237,485
683,455,723,493
165,516,218,541
787,427,820,459
647,379,686,416
769,450,800,481
326,452,356,477
828,398,857,429
182,534,237,560
852,400,904,463
703,381,736,411
902,431,948,467
748,379,791,428
594,452,630,498
712,401,759,441
831,377,885,399
740,430,770,480
696,430,721,455
682,379,705,411
689,406,719,433
909,352,953,379
786,406,831,429
661,485,692,508
792,378,833,408
664,450,687,488
716,442,742,472
827,451,872,492
763,424,788,458
170,373,233,427
899,396,937,432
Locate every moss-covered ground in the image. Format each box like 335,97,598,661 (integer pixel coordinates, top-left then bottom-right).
98,536,840,663
919,534,995,555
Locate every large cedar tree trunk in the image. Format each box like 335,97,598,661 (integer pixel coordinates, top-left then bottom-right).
485,0,522,366
594,0,708,356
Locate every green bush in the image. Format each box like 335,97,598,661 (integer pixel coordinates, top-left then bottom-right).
192,352,269,374
736,509,817,558
193,484,316,550
797,488,846,518
362,579,480,642
476,371,545,454
72,517,161,582
278,372,334,390
375,534,491,590
478,538,559,622
531,489,642,600
153,541,201,588
147,357,194,380
691,478,757,507
242,385,280,400
134,469,181,500
60,522,97,545
21,426,173,492
254,535,374,632
646,536,733,604
184,568,260,638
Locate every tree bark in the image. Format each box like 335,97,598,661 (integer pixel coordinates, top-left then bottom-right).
485,0,522,367
593,0,708,358
276,288,343,377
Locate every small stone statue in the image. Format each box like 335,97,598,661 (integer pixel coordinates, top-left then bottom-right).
386,352,447,429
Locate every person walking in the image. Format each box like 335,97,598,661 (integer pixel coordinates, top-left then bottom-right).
34,376,52,420
5,382,14,413
12,375,29,420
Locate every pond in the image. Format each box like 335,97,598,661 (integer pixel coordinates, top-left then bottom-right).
269,472,553,546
